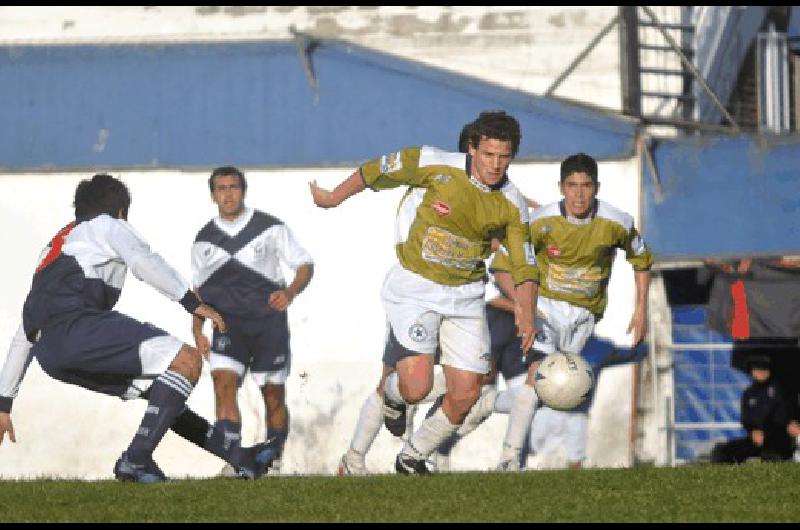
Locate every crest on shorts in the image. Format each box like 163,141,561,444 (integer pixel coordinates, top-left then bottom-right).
214,334,231,353
408,323,428,342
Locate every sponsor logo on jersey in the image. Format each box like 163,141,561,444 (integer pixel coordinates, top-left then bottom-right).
547,245,561,257
409,323,428,342
432,200,451,216
433,174,451,183
380,152,403,173
631,234,647,256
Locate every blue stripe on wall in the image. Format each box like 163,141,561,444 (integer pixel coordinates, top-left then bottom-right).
0,39,637,170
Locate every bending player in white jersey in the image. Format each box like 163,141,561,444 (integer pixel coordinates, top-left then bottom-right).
0,173,270,482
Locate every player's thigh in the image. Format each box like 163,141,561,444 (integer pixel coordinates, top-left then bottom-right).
34,310,182,396
439,313,491,375
248,313,291,387
208,315,251,382
381,300,442,367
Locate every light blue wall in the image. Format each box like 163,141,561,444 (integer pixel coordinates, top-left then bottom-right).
0,39,638,171
642,134,800,259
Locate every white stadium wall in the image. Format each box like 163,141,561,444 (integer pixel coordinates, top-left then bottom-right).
0,158,641,478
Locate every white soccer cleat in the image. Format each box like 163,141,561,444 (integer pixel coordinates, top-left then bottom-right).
496,458,521,472
430,451,451,473
337,451,368,476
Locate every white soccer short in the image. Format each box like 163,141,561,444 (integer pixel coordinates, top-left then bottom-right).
208,353,289,386
380,262,491,374
533,296,595,355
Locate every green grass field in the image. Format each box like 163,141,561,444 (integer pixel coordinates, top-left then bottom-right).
2,463,799,522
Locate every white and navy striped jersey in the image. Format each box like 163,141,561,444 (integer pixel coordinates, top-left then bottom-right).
0,213,197,412
191,208,313,317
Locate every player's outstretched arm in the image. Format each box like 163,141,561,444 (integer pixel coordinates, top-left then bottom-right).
0,412,15,444
309,170,366,209
514,280,538,353
626,270,651,346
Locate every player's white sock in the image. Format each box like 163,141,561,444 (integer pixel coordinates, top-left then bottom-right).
402,407,459,460
494,385,523,414
385,368,447,405
501,383,539,462
455,385,497,437
349,391,383,455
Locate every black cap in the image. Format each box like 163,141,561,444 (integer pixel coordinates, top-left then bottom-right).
746,354,771,370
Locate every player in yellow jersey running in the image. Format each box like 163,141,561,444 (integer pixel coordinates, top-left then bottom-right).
489,152,653,470
310,111,538,474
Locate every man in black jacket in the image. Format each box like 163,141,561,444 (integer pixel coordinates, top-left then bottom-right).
711,354,796,463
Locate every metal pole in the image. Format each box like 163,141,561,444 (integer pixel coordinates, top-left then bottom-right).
545,15,619,96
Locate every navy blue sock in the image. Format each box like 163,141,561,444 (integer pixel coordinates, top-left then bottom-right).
127,370,193,464
170,407,209,447
203,419,248,467
168,408,247,466
266,410,289,456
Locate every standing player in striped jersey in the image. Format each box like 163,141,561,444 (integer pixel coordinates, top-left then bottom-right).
485,153,653,470
311,110,538,474
191,166,314,474
0,173,269,482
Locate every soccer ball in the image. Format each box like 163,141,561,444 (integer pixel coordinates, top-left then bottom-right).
533,352,594,411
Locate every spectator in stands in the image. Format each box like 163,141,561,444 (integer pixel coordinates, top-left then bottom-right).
710,354,797,464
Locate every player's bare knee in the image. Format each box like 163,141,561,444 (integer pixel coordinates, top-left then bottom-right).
212,370,239,396
452,387,480,412
399,378,432,404
169,344,202,383
263,384,286,408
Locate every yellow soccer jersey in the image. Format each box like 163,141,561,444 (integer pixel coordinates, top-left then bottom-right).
359,145,537,286
492,199,653,319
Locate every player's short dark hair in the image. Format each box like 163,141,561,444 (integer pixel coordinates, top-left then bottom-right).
468,111,521,157
209,166,247,193
74,173,131,221
560,153,598,183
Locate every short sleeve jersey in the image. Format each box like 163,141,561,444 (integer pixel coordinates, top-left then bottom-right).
359,145,537,287
492,199,653,320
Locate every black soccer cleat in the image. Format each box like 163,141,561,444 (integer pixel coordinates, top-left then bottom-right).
395,453,432,475
383,396,408,437
113,452,167,484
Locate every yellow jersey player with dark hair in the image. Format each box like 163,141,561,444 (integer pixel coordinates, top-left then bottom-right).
310,110,538,474
487,152,653,470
